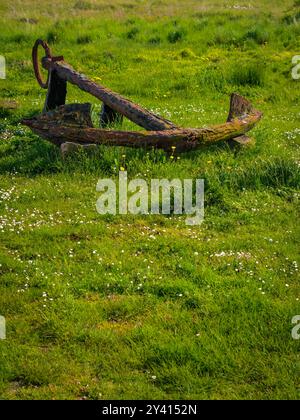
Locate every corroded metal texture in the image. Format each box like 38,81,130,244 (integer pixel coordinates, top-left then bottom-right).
22,94,262,152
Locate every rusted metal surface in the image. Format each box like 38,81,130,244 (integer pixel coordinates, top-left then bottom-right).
32,39,64,89
43,70,67,112
25,39,263,152
41,57,178,131
22,94,262,152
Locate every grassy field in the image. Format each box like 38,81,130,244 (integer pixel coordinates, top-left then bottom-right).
0,0,300,400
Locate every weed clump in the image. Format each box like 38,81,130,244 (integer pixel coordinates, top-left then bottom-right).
178,48,196,59
76,35,92,44
126,27,139,40
198,67,226,92
244,26,270,45
167,30,184,43
229,64,265,87
12,34,31,43
283,11,300,25
46,31,59,44
148,36,161,45
212,28,242,47
74,0,93,10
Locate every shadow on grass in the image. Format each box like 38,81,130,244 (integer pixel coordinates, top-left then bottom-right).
0,136,62,176
0,130,299,197
0,128,227,177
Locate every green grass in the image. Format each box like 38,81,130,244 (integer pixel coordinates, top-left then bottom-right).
0,0,300,400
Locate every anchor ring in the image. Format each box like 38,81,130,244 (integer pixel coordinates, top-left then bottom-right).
32,39,52,89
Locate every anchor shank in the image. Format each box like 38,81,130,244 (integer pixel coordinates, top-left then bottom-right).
42,57,178,132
